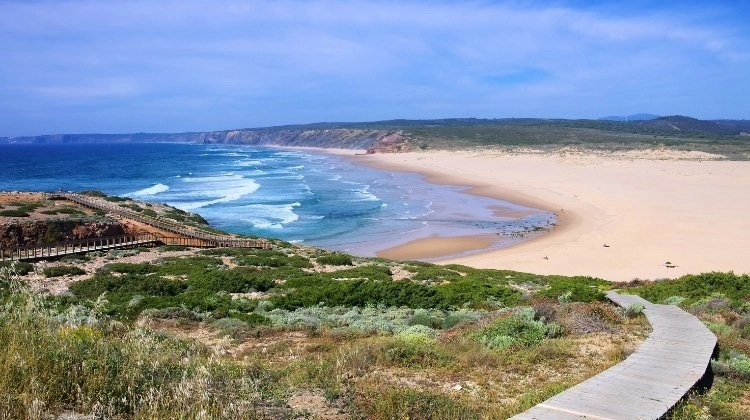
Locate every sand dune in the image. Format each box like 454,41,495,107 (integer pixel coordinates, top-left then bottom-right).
353,149,750,282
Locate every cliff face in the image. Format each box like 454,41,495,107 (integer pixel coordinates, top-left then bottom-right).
0,220,135,248
1,128,410,151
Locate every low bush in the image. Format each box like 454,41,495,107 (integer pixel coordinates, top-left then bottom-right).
712,350,750,380
537,277,606,302
437,279,522,308
103,262,159,275
60,254,90,263
140,307,202,321
474,308,563,350
326,266,392,281
387,326,451,368
40,207,85,216
0,261,34,276
188,268,275,293
69,274,186,300
410,266,462,283
43,265,86,278
316,253,353,266
235,251,311,268
0,209,29,217
627,272,750,306
624,302,645,317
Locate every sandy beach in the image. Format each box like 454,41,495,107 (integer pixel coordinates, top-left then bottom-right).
347,149,750,282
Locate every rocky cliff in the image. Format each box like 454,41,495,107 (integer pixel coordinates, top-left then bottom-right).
0,220,135,248
1,128,411,151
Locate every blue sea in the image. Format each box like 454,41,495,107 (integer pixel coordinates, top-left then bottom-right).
0,143,554,258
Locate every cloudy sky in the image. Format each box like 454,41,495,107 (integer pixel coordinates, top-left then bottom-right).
1,0,748,136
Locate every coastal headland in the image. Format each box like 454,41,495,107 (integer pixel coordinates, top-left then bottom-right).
352,148,750,282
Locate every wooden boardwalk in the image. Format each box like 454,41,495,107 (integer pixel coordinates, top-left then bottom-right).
511,291,716,420
1,192,271,261
55,192,268,247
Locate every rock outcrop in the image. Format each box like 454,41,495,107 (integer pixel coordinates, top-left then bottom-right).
0,220,135,248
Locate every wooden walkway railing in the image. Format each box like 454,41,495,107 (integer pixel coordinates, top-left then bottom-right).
511,291,716,419
1,232,161,261
1,192,272,261
50,192,269,249
0,231,268,262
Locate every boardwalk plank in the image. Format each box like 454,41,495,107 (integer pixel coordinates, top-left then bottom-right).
510,291,716,419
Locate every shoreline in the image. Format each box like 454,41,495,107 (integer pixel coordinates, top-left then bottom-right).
301,146,558,261
340,149,750,282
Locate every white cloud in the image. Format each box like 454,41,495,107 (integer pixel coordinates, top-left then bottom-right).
0,0,748,135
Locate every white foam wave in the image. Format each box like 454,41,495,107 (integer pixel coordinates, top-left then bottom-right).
235,159,264,167
351,185,379,201
177,174,260,210
241,202,301,229
182,173,239,183
128,183,170,197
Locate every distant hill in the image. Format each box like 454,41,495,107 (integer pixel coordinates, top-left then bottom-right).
2,116,749,156
599,113,660,122
638,115,750,136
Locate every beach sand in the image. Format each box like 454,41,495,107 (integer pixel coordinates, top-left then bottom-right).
346,149,750,282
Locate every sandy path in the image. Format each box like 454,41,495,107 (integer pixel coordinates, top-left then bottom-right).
346,149,750,282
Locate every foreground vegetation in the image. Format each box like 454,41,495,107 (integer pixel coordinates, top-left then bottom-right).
2,241,748,418
1,245,649,419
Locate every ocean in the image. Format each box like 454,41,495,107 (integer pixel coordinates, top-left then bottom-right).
0,143,554,258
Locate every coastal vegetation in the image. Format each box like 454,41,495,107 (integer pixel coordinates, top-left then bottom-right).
1,242,749,417
0,245,652,418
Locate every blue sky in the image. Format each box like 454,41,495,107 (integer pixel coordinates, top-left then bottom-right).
1,0,748,136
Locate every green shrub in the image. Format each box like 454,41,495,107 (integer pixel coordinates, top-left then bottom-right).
326,266,392,282
624,302,645,317
69,274,186,300
272,278,442,310
408,311,443,328
234,250,311,268
0,261,34,276
43,265,86,278
387,326,451,368
664,295,687,305
0,209,29,217
441,311,482,329
411,267,462,283
537,277,606,302
139,307,202,321
627,272,750,306
103,262,159,275
60,254,90,263
187,268,275,293
711,350,750,379
40,207,85,216
316,253,353,266
436,279,522,308
474,308,562,350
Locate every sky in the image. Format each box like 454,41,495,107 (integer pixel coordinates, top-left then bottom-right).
1,0,748,136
